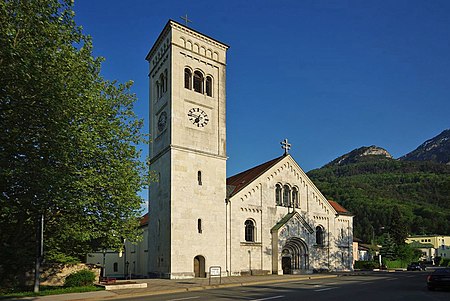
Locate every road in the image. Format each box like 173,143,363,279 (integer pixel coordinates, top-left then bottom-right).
115,271,449,301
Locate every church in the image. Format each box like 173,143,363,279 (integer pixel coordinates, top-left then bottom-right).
146,19,353,279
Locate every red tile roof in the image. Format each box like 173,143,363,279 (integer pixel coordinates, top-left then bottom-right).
140,213,149,227
226,155,285,197
328,200,352,215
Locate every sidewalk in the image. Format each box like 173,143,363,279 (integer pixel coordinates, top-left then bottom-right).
23,273,345,301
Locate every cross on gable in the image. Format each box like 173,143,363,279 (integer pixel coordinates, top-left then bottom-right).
180,14,192,27
281,138,291,155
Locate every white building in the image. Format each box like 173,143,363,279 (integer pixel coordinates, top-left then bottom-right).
145,20,354,279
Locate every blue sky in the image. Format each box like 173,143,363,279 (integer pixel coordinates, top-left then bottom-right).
74,0,450,185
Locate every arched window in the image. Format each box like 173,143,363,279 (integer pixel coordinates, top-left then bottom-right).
205,76,212,96
292,187,299,208
164,69,168,92
275,184,282,206
193,71,203,93
244,220,255,242
184,68,192,89
283,185,291,207
197,218,202,233
197,171,202,186
156,80,161,99
316,226,325,246
159,73,165,96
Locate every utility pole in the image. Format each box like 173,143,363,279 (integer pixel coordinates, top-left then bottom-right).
33,214,44,293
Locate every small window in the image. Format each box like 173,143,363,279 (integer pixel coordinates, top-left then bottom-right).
113,262,118,272
197,171,202,185
275,184,282,206
283,185,291,207
198,219,202,233
184,68,192,89
156,81,161,99
164,69,168,92
159,73,165,97
206,76,212,96
245,219,255,242
193,71,203,93
292,187,299,208
316,226,325,246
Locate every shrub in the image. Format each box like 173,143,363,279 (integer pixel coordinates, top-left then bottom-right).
354,260,380,270
385,260,407,269
440,258,450,267
64,270,95,287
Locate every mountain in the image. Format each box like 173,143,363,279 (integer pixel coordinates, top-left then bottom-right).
307,132,450,243
325,145,393,167
399,129,450,164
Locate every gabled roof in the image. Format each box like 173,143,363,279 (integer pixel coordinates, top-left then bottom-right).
328,200,352,216
271,211,314,234
226,155,285,198
271,211,297,232
140,213,149,227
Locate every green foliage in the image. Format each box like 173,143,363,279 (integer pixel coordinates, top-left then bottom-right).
0,0,149,286
384,260,407,269
396,243,421,263
45,250,80,265
64,270,95,287
0,285,103,298
380,233,397,260
353,260,379,270
439,258,450,267
308,158,450,242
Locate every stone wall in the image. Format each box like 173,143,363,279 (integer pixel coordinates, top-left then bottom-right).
41,263,101,286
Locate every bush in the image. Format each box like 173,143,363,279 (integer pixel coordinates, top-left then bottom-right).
354,260,380,270
64,270,95,287
385,260,407,269
440,258,450,267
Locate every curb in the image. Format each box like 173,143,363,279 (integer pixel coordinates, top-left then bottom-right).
98,274,339,300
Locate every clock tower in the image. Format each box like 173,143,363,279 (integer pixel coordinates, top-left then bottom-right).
146,20,228,278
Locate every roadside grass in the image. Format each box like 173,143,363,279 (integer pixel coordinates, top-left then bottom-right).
0,285,104,299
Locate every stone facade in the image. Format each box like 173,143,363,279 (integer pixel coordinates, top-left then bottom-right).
147,20,228,279
145,20,354,279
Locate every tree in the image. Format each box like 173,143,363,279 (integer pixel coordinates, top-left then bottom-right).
0,0,148,287
390,206,409,246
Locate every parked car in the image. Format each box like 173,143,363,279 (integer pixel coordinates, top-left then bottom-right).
427,268,450,291
407,262,426,271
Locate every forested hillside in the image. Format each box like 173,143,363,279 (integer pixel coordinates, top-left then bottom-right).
307,156,450,243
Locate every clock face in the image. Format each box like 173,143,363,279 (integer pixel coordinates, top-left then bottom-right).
157,111,167,132
187,108,209,127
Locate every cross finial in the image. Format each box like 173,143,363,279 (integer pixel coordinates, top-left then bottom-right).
280,139,291,155
180,14,192,27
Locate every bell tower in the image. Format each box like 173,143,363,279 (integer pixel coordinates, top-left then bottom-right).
146,20,228,278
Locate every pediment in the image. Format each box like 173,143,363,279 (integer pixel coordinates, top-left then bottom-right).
271,211,314,234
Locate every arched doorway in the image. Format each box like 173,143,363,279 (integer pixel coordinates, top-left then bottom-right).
193,255,206,278
282,237,309,274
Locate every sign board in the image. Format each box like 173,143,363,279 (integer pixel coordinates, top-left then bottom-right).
209,266,222,284
210,267,221,276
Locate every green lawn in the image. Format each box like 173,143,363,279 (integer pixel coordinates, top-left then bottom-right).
0,285,104,299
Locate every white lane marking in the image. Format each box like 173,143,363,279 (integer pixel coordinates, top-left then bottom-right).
315,287,336,292
250,296,285,301
167,297,200,301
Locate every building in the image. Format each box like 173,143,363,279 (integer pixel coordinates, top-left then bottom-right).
146,20,354,279
406,235,450,262
86,214,149,278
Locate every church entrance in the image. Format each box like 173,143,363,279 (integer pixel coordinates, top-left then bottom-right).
193,255,206,278
281,237,309,274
